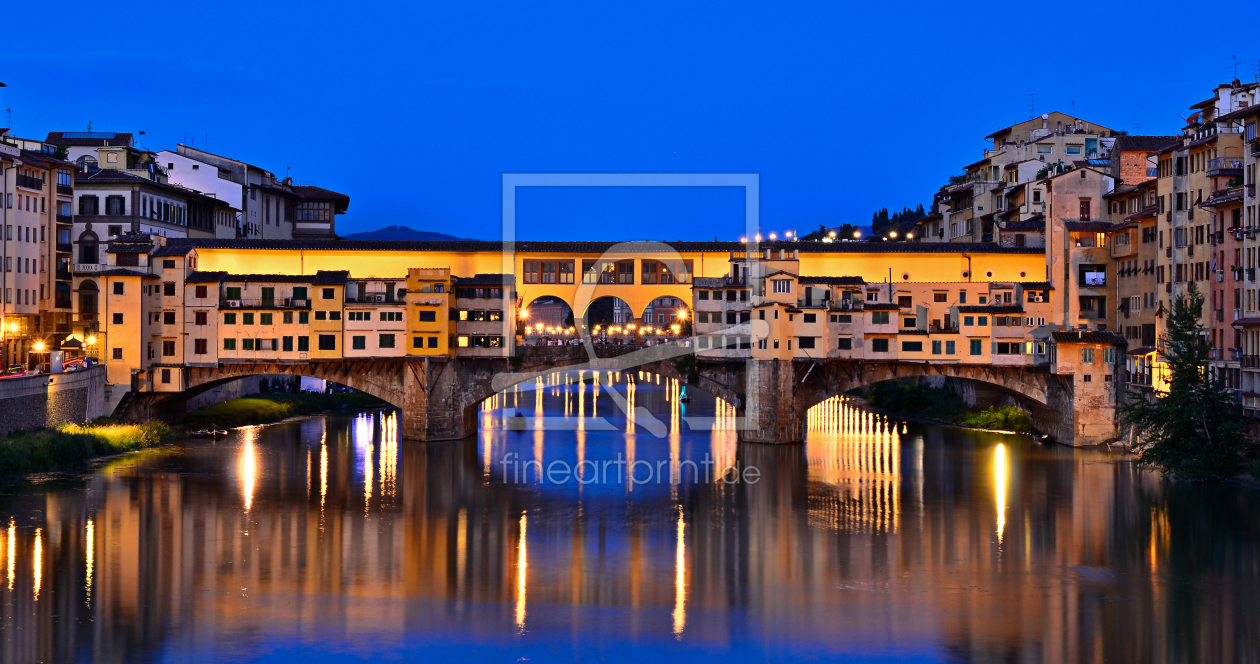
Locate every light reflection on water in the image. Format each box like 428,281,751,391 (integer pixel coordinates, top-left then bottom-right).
0,372,1257,663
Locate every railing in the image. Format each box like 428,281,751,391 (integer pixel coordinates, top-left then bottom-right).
830,300,864,311
15,173,43,190
56,184,72,196
55,270,71,281
56,214,72,225
1209,347,1222,359
1207,157,1243,172
1231,347,1243,360
220,298,311,309
72,263,102,274
1243,355,1260,369
1235,308,1242,321
344,295,400,305
796,297,830,308
56,242,72,253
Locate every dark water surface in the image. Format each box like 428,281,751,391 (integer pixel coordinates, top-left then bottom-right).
1,370,1258,663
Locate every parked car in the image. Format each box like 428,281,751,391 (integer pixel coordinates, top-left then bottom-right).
61,357,98,372
0,367,27,380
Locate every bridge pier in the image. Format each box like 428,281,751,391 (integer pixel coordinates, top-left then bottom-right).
738,359,808,445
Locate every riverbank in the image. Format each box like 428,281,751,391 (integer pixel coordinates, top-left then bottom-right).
182,392,387,430
857,379,1034,434
0,421,181,479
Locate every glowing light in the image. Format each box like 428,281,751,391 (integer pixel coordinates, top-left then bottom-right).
740,236,747,242
32,341,45,353
853,231,861,239
828,231,836,238
239,428,257,512
85,519,94,606
675,309,686,320
515,512,528,631
754,233,762,242
784,231,793,238
994,443,1008,544
673,509,686,637
906,232,914,240
85,335,97,345
889,231,898,238
519,309,529,320
768,232,777,240
32,528,41,601
6,518,13,591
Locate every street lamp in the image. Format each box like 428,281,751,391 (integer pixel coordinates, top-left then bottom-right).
853,231,861,239
889,231,898,239
768,232,777,241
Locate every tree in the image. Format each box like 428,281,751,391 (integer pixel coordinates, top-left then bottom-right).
1121,282,1252,480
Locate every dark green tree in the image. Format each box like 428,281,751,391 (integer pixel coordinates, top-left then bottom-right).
1121,282,1252,480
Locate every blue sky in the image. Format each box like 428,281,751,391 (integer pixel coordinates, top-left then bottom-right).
4,1,1253,240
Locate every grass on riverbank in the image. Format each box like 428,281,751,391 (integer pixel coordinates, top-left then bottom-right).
183,392,386,429
0,421,181,478
860,379,1033,433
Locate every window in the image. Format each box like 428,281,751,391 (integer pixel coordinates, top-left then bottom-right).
299,311,309,324
945,340,955,355
872,311,890,325
260,313,273,325
293,287,308,301
428,336,439,348
112,312,124,325
871,338,889,353
902,317,916,328
1066,145,1082,155
242,338,255,351
322,288,335,299
901,341,923,352
112,282,124,295
224,313,237,325
298,336,310,352
194,339,207,354
379,334,395,348
225,286,242,301
329,311,341,321
457,335,470,347
836,314,852,323
698,291,709,300
195,285,208,299
163,311,176,325
243,313,255,325
162,340,175,356
1103,347,1115,363
802,313,816,323
112,347,123,360
933,292,947,302
837,337,852,350
105,195,126,215
932,340,941,355
283,312,293,324
161,369,171,384
314,311,327,320
978,316,988,326
352,335,366,350
772,279,791,294
1082,348,1095,363
283,336,294,352
1036,144,1052,154
964,315,974,326
318,335,336,351
798,337,815,349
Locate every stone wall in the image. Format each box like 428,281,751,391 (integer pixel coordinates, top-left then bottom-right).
0,366,107,437
183,374,298,411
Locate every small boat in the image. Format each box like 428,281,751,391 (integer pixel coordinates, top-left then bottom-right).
190,429,213,437
678,386,691,403
210,429,229,436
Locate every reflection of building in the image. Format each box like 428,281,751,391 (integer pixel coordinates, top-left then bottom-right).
525,297,570,328
642,296,687,326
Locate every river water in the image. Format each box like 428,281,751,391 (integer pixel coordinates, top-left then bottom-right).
0,370,1258,663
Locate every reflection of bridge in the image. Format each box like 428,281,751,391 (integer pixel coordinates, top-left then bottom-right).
134,345,1088,445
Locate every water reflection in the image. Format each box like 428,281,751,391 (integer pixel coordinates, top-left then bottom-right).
0,373,1257,663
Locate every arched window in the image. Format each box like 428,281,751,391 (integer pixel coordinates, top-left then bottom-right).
77,279,99,318
76,155,98,172
78,231,99,264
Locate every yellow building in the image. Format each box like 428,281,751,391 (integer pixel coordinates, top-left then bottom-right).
406,268,452,356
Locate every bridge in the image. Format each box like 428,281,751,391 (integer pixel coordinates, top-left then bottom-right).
129,345,1091,445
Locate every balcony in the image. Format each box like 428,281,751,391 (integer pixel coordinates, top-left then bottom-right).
15,173,43,191
1243,355,1260,369
1236,308,1243,321
1248,184,1256,198
220,297,311,309
55,270,71,281
56,184,72,196
1207,157,1243,178
56,242,72,254
56,214,72,225
72,263,102,275
345,294,402,305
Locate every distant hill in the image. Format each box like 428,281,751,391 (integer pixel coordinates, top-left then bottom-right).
341,225,464,241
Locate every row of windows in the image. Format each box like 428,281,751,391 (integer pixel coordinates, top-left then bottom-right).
521,260,694,285
224,311,309,325
349,311,404,321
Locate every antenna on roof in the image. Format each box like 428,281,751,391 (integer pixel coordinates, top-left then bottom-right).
1229,55,1239,80
1029,93,1036,118
1070,100,1075,114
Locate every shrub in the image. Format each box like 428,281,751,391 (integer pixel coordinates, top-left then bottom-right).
963,406,1032,433
0,422,180,478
